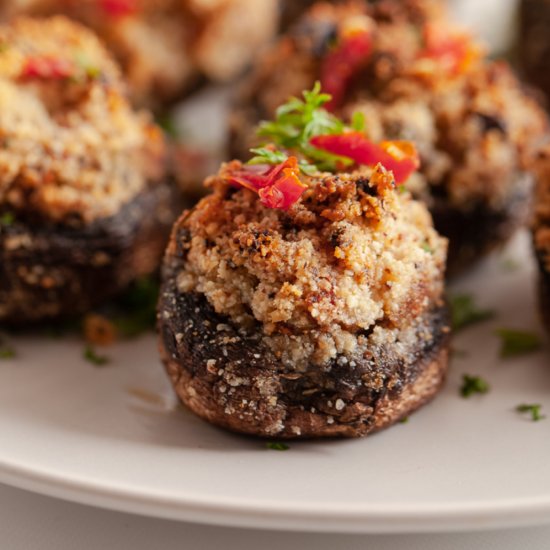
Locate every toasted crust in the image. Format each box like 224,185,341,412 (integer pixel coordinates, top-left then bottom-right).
0,180,179,323
158,283,450,438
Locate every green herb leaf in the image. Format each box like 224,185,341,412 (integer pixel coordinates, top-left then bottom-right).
266,442,290,451
156,114,179,140
460,374,490,398
248,147,289,166
0,343,15,359
83,346,109,366
110,277,159,338
0,212,15,226
516,403,545,422
495,329,542,359
351,111,366,132
399,416,409,424
74,51,101,80
450,294,495,332
256,82,354,173
501,258,520,273
421,242,434,254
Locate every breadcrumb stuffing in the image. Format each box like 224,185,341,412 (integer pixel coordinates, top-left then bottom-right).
172,162,447,368
0,16,165,223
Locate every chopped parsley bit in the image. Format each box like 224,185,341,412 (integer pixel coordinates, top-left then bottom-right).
501,258,520,273
451,348,468,359
0,212,15,226
450,294,495,332
73,51,101,80
255,81,354,174
516,404,545,422
495,329,542,359
399,416,409,424
156,114,179,140
460,374,490,398
0,342,15,359
110,276,159,338
83,345,109,366
421,242,434,254
266,442,290,451
248,147,288,166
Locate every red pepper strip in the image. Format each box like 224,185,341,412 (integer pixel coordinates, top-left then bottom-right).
100,0,138,18
310,132,419,184
226,157,307,210
20,56,74,80
421,22,479,74
321,27,372,111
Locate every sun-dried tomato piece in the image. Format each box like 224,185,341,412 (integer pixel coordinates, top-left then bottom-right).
321,24,372,111
20,56,74,80
225,157,307,210
310,132,419,184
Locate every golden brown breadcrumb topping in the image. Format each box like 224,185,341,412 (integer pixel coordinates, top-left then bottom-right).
0,16,165,224
170,163,447,368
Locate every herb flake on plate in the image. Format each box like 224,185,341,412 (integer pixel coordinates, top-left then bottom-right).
83,346,110,367
266,442,290,451
516,404,545,422
0,343,15,359
495,329,542,359
450,294,495,332
460,375,490,398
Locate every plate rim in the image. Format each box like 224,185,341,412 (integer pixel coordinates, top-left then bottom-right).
2,456,550,534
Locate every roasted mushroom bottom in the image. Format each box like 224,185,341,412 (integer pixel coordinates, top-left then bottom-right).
0,181,179,324
158,257,451,439
432,173,533,277
536,250,550,334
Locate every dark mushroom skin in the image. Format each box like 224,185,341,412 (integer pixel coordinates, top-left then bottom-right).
431,174,534,277
159,266,449,439
533,145,550,335
0,181,179,324
231,0,548,277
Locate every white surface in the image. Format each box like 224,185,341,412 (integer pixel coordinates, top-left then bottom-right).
0,231,549,534
3,483,550,550
448,0,519,54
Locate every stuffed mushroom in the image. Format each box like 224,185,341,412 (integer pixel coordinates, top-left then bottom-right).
0,16,178,323
158,90,450,438
1,0,279,109
232,0,548,276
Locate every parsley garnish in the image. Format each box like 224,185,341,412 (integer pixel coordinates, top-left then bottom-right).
254,82,354,174
421,242,434,254
109,277,159,338
450,294,495,332
460,375,490,398
83,346,109,366
0,343,15,359
501,258,520,272
156,114,179,140
0,212,15,226
248,147,288,166
399,416,409,424
495,329,542,359
516,404,545,422
74,51,101,80
266,442,290,451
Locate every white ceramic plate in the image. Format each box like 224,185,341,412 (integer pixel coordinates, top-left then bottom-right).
0,231,549,534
